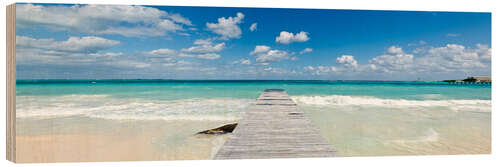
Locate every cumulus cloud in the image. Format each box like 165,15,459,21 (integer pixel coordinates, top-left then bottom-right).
88,52,124,58
336,55,358,68
262,67,288,74
154,38,225,60
17,36,120,53
163,60,195,67
476,44,491,63
275,31,310,44
16,4,192,37
206,12,245,39
300,48,313,54
181,38,225,53
15,35,156,69
369,46,414,72
304,65,338,75
166,13,193,26
147,48,222,60
104,60,151,68
304,44,491,80
387,46,404,55
250,45,271,55
413,44,489,73
231,59,251,65
304,66,315,71
386,44,491,75
305,55,359,75
256,50,293,62
146,48,177,57
179,53,221,60
249,45,294,63
16,35,124,65
250,23,258,32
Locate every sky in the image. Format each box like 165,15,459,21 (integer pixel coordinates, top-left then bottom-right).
15,3,491,80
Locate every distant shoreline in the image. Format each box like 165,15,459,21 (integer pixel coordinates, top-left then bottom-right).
16,79,447,82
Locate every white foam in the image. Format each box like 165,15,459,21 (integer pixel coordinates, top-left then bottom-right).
391,128,440,144
16,95,253,121
291,95,491,112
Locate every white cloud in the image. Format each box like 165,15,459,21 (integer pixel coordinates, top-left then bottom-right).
163,60,196,67
181,38,225,53
336,55,358,68
317,66,332,73
16,4,192,37
147,48,177,57
365,46,415,73
304,55,358,75
231,59,251,65
476,44,491,63
17,35,120,53
179,53,221,60
262,67,288,74
255,50,293,63
206,12,245,39
249,45,295,63
387,46,404,55
171,38,225,60
304,65,338,75
241,59,251,65
447,33,461,37
15,35,152,69
196,53,221,60
275,31,310,44
250,45,271,55
166,13,193,26
305,66,315,71
369,54,414,72
250,23,258,32
302,44,490,80
259,62,270,66
89,52,124,57
105,60,151,68
148,39,225,61
413,44,488,73
300,48,313,54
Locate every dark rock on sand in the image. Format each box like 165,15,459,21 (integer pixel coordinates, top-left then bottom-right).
197,123,238,135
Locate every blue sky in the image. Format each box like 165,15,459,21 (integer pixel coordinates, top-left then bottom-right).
16,3,491,80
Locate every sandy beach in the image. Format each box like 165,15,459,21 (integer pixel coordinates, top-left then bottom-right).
16,117,232,163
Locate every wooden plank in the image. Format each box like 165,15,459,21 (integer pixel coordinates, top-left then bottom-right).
214,89,338,159
6,3,17,163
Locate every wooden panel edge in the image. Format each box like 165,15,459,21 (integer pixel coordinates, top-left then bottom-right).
6,3,16,163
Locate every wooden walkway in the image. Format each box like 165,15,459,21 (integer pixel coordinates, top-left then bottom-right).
214,89,338,159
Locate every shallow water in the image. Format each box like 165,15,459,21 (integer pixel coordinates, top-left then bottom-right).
295,96,491,156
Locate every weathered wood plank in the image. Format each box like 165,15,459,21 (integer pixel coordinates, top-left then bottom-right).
214,89,338,159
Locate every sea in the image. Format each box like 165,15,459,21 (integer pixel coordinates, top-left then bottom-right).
16,80,491,159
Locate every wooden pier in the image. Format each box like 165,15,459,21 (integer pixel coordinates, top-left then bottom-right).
214,89,338,159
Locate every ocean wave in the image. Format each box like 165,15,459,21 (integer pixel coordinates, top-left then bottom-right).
16,95,254,121
291,95,491,112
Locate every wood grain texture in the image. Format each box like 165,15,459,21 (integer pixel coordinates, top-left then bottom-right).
214,89,338,159
6,3,17,162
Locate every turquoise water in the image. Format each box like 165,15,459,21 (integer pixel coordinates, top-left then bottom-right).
16,80,491,156
17,80,491,100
